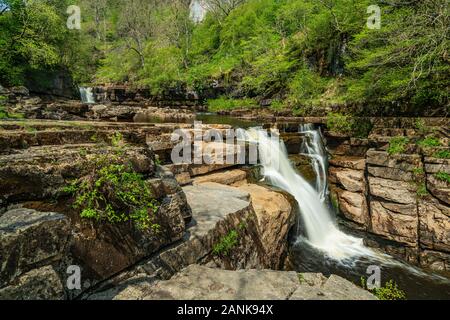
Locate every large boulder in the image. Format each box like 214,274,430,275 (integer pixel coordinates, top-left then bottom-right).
237,184,296,269
0,266,64,300
0,208,70,287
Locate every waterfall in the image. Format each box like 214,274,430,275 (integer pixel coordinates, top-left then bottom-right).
79,87,95,104
247,127,377,263
245,125,449,281
299,124,329,202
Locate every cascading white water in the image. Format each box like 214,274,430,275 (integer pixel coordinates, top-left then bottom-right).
243,125,449,281
79,87,95,104
246,127,378,263
299,124,329,202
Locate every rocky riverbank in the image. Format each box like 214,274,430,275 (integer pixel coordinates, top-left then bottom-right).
1,85,448,299
0,116,368,300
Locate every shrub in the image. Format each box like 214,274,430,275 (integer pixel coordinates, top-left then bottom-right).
372,280,407,301
388,137,409,155
213,230,239,256
361,278,406,300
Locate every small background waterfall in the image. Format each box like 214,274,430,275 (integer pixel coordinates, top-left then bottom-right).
244,125,450,299
79,87,95,104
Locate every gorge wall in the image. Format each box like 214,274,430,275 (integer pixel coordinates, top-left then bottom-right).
322,118,450,273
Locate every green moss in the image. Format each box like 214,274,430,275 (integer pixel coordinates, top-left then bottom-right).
435,172,450,184
418,136,442,148
207,97,258,112
433,150,450,159
326,112,372,138
298,274,305,284
213,230,239,256
326,112,353,135
416,183,428,198
0,106,25,119
330,193,339,210
388,137,409,155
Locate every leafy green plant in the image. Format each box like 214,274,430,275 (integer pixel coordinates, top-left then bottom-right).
435,172,450,184
111,132,124,147
414,118,433,136
361,278,406,300
64,142,159,231
412,167,424,176
270,99,286,111
388,137,409,155
213,230,239,256
352,119,373,139
418,136,442,148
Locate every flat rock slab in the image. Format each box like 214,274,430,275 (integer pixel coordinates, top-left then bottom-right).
183,183,250,238
141,265,376,300
292,274,376,300
193,169,248,186
143,265,300,300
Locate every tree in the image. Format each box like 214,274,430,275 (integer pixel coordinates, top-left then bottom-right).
201,0,247,21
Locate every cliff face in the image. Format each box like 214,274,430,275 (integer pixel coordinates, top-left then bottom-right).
324,118,450,272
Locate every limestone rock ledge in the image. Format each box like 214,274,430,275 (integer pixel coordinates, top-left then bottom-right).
83,181,296,299
88,265,376,300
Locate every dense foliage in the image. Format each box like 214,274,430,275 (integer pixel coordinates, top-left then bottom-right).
0,0,448,114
